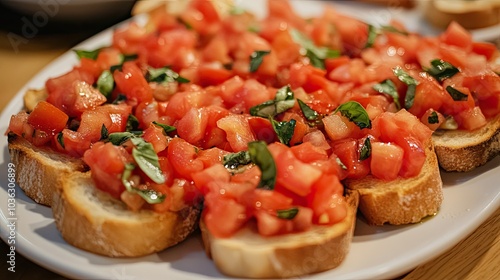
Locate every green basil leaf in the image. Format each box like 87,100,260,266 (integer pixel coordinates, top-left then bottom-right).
121,163,166,204
248,141,276,190
74,48,101,60
112,94,127,104
373,79,401,110
250,85,296,118
57,132,65,149
425,59,459,82
96,70,114,98
107,132,136,146
130,137,165,184
126,114,140,132
446,86,469,101
290,29,340,69
146,67,190,84
177,17,193,30
121,53,138,63
365,24,378,48
275,85,294,102
277,207,299,219
359,137,371,161
428,111,439,124
393,67,419,109
271,118,296,146
100,124,109,141
223,151,252,170
152,121,176,134
297,99,319,121
249,50,270,73
334,101,372,129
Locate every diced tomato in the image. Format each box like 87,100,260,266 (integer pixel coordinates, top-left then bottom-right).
291,142,328,163
420,109,445,131
269,143,322,196
192,164,231,195
307,173,345,223
167,138,204,181
331,139,370,179
454,106,487,131
302,130,331,152
370,142,404,180
177,107,209,145
440,21,472,51
135,101,159,129
143,123,168,153
27,101,68,135
203,195,248,238
196,147,228,168
83,142,132,198
217,114,256,152
472,41,498,60
323,113,361,141
113,61,153,106
197,65,234,87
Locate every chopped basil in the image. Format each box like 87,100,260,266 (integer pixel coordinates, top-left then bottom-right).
336,157,347,170
446,86,469,101
57,132,65,149
121,163,166,204
146,66,190,84
297,99,319,121
248,141,276,190
100,124,109,140
372,79,401,110
112,94,127,104
152,121,176,134
126,114,140,132
290,29,340,69
230,6,245,15
177,17,193,30
334,101,372,129
277,208,299,219
130,137,165,184
359,137,371,161
271,118,296,146
248,25,261,33
107,132,136,146
121,53,138,63
96,70,114,98
73,48,101,60
223,151,252,170
425,59,459,82
393,67,419,109
250,85,296,118
428,111,439,124
110,64,123,72
365,24,378,48
249,50,270,73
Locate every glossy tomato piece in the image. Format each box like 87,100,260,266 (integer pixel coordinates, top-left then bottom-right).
217,114,256,152
83,142,132,198
113,61,153,106
370,142,404,180
143,123,168,153
27,101,68,135
203,195,248,238
440,21,472,51
167,138,204,181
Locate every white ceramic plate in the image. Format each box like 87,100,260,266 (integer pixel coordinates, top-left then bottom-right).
1,1,499,279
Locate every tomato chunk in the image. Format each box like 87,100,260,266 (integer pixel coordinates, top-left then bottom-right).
27,101,68,134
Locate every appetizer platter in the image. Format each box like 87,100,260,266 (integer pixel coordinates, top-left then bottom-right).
1,0,499,279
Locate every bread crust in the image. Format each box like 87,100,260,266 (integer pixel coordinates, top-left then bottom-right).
8,134,87,206
200,191,359,278
52,172,202,257
345,141,443,225
432,115,500,172
423,0,500,29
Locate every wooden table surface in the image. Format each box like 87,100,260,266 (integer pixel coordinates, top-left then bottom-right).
1,1,499,279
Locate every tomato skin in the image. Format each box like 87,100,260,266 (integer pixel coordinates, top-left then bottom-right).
83,142,132,198
370,142,404,180
203,195,249,238
217,114,256,152
167,138,204,181
454,106,487,131
269,143,322,197
113,61,153,106
440,21,472,51
143,124,168,153
27,101,68,135
307,174,346,224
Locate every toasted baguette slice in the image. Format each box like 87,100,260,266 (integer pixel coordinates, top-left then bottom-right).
345,141,443,226
432,115,500,172
8,134,87,206
52,172,202,257
200,191,359,278
423,0,500,29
